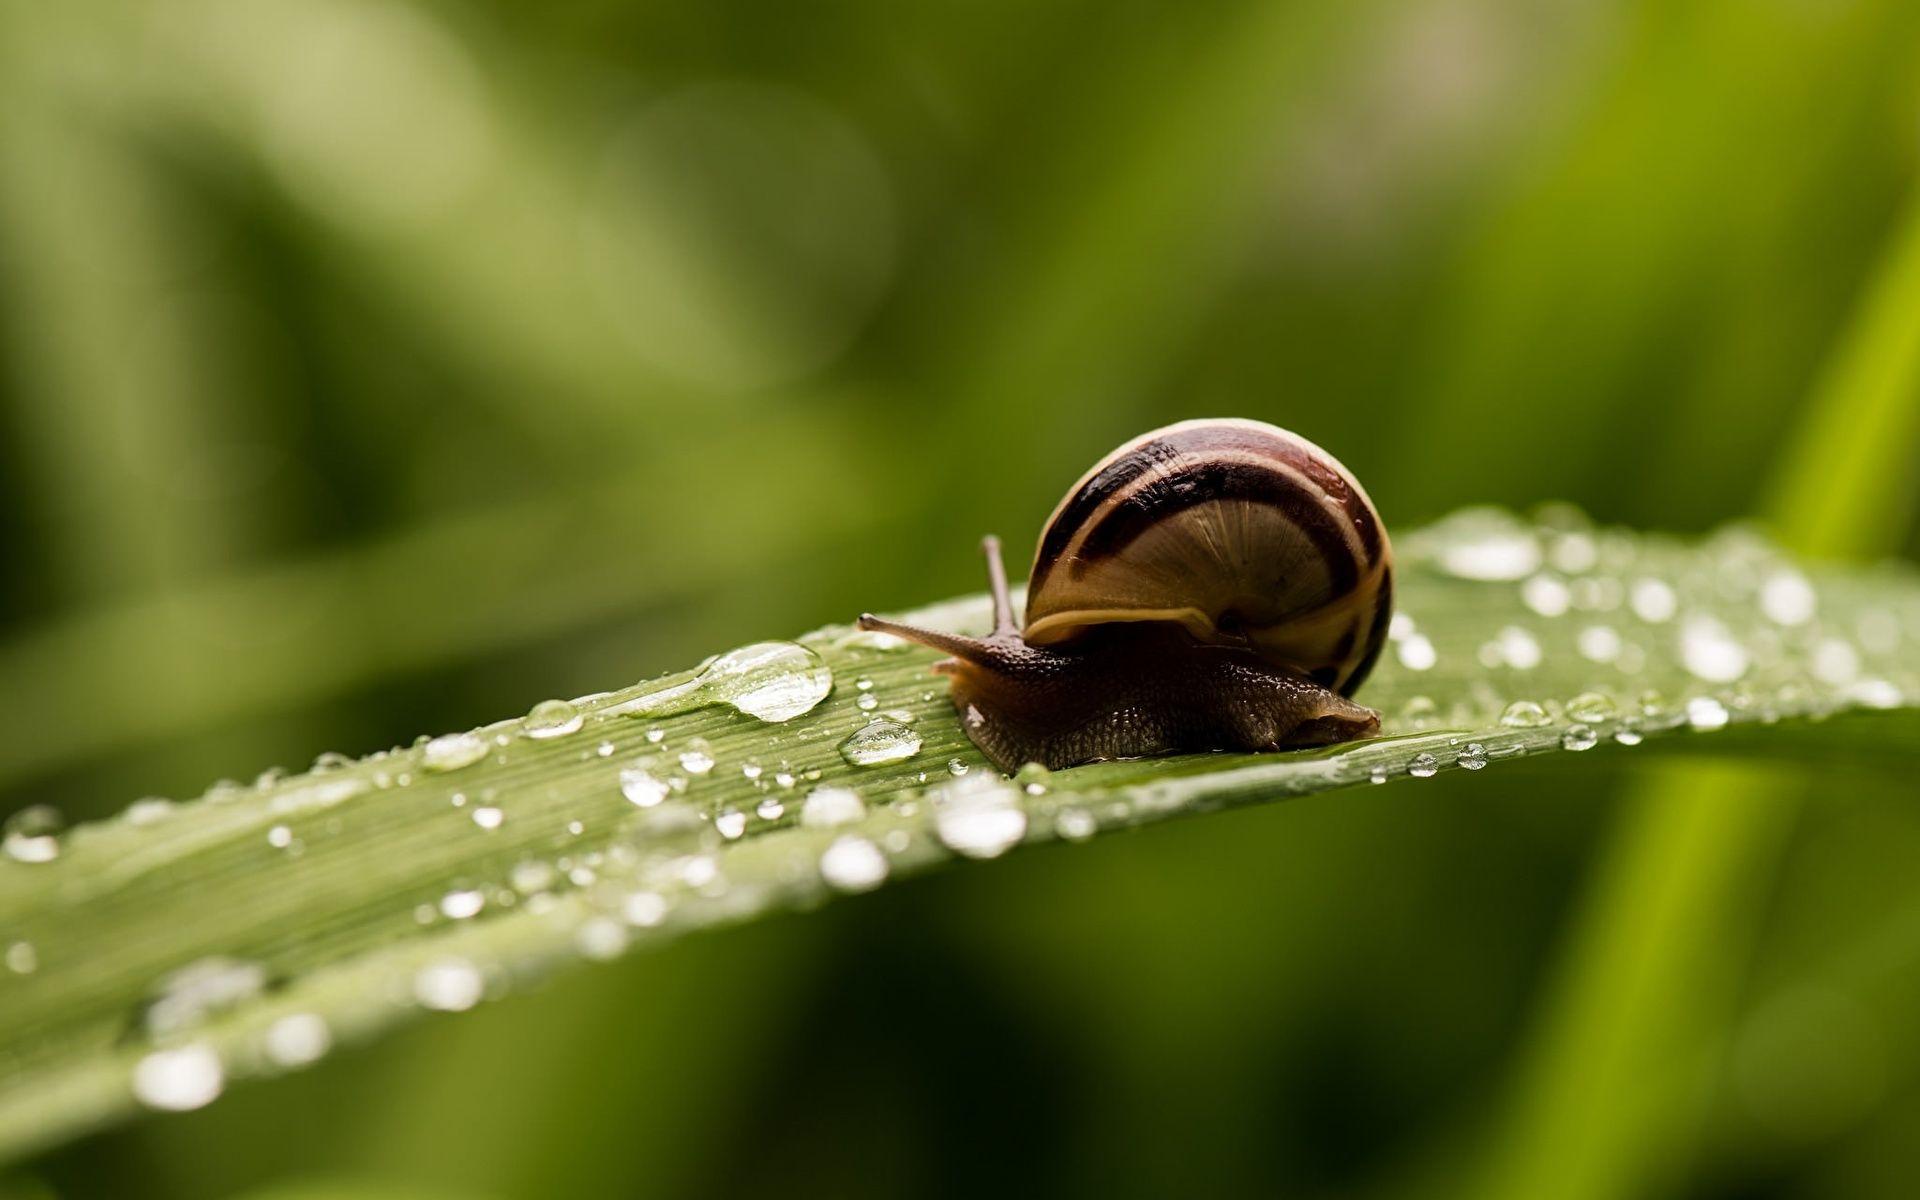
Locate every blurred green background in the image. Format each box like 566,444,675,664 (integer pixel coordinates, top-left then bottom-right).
3,0,1920,1196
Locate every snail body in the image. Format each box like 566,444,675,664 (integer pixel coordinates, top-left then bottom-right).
861,419,1392,772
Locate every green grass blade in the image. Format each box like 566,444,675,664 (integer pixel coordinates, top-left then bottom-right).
0,510,1915,1164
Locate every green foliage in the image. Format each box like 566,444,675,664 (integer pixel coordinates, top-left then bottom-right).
2,510,1913,1165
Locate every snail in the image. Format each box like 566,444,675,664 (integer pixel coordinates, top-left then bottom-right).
859,418,1393,772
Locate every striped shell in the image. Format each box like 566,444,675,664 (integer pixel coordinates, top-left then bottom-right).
1023,418,1393,693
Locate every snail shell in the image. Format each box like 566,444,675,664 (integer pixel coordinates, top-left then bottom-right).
1023,418,1393,693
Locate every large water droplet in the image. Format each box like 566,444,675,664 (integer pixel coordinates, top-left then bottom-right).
1681,616,1749,683
619,642,833,723
1686,696,1731,731
1408,753,1439,778
1561,725,1599,751
3,805,64,864
422,731,488,772
619,764,671,808
415,957,485,1011
819,835,889,892
524,699,584,739
263,1013,332,1068
677,738,716,776
1500,700,1552,728
839,720,922,767
133,1044,224,1111
933,777,1027,859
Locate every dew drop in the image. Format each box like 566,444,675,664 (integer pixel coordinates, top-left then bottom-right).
1054,808,1097,841
1567,692,1616,722
509,860,556,894
934,778,1027,859
715,809,747,839
740,759,764,781
947,758,971,777
439,889,485,920
856,693,879,711
1459,744,1488,771
1500,700,1552,728
1014,762,1052,796
1759,572,1817,626
1561,725,1599,752
422,731,488,772
839,719,922,767
621,642,834,723
619,764,671,808
820,835,889,892
1396,635,1437,672
576,917,629,961
1578,625,1623,663
623,891,669,927
6,941,36,974
3,805,64,864
1686,696,1731,731
755,798,785,821
133,1044,224,1111
1614,726,1645,747
471,806,504,830
801,787,867,828
524,699,584,739
415,958,484,1011
1681,616,1749,683
1408,753,1440,778
125,797,176,826
1368,766,1390,785
1630,578,1679,623
1435,511,1542,580
1812,639,1861,686
1522,574,1571,617
267,825,294,849
677,738,716,776
1848,679,1903,710
263,1013,331,1068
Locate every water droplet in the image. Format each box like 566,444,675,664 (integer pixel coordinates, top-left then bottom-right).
740,759,764,781
1408,753,1440,778
576,917,629,960
1561,725,1599,751
1459,744,1488,770
1014,763,1052,796
1054,808,1096,841
1630,578,1678,624
311,750,355,773
125,797,176,826
595,740,616,758
677,738,716,776
1434,510,1542,580
620,764,671,808
820,835,889,892
471,806,504,830
934,777,1027,859
1567,692,1616,722
1614,726,1645,747
263,1013,331,1068
1686,696,1730,731
524,699,584,739
801,787,867,828
415,958,484,1011
267,824,294,849
645,727,666,744
1681,616,1749,683
510,860,556,894
1368,766,1390,785
855,676,874,692
133,1044,224,1111
1522,574,1571,617
3,805,64,864
1812,639,1861,686
756,798,785,821
947,758,971,777
1395,635,1437,671
1759,572,1817,626
1500,700,1552,728
1847,679,1903,709
1496,627,1541,670
624,891,669,927
839,720,922,767
6,941,36,974
422,731,488,772
1578,625,1623,663
270,776,373,816
715,809,747,839
439,889,485,920
620,642,834,723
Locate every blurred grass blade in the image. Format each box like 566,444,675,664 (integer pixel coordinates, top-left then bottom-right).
1474,187,1920,1200
0,509,1916,1165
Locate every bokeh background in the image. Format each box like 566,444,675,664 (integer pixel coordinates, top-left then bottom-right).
4,0,1920,1196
